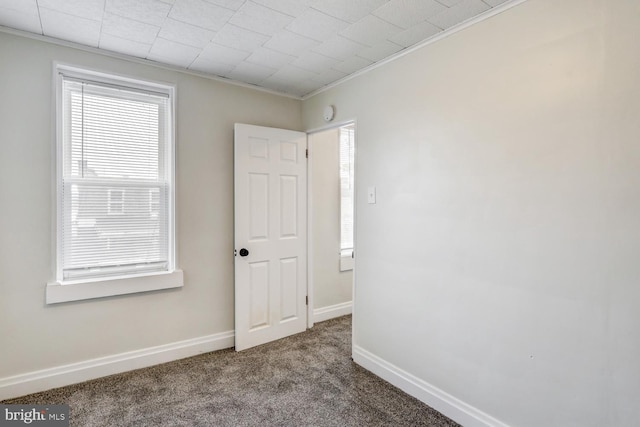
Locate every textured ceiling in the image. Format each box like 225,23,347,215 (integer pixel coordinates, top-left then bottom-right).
0,0,513,98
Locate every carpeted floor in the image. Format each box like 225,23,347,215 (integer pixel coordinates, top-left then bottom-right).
3,316,460,426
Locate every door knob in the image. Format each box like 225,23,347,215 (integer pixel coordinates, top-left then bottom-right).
239,248,249,257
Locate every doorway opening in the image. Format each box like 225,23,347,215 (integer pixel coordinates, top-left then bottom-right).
233,122,355,351
307,122,356,328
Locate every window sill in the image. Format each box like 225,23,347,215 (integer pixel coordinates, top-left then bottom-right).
46,269,183,304
340,250,354,272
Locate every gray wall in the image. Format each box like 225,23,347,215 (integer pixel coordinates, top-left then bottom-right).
309,128,353,310
0,32,301,378
303,0,640,425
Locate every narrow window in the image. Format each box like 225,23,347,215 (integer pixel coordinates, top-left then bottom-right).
339,124,355,254
56,65,175,283
108,189,125,215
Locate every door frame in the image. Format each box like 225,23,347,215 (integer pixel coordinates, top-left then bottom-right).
305,119,357,329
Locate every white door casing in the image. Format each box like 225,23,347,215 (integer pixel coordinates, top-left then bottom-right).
234,123,307,351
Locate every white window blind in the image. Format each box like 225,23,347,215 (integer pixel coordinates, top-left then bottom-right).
339,125,355,251
58,69,173,282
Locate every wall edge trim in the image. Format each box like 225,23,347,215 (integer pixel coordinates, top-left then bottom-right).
352,345,510,427
0,330,235,401
313,301,352,323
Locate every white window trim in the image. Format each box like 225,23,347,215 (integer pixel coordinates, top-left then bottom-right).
48,63,181,304
46,270,184,304
340,249,354,272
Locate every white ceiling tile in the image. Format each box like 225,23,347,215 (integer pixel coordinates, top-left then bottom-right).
101,13,160,44
99,33,152,57
483,0,509,6
340,15,402,46
258,74,289,86
389,20,441,47
427,0,490,29
105,0,171,26
204,0,246,11
229,1,294,36
286,8,349,42
311,0,388,23
0,0,38,15
311,36,366,61
148,38,202,67
263,30,319,56
0,6,41,33
311,68,347,85
157,18,216,48
251,0,313,17
212,24,269,52
332,55,372,74
199,42,250,65
227,61,276,84
291,51,339,73
436,0,464,6
189,55,235,75
357,40,403,62
38,0,105,20
372,0,445,29
246,47,295,69
40,8,101,46
169,0,234,31
266,65,318,84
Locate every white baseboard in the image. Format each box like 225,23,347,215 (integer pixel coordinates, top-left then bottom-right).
352,346,510,427
0,330,234,401
313,301,352,323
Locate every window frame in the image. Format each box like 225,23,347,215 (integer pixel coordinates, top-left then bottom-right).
47,63,182,304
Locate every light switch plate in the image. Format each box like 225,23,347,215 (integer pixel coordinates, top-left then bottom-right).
367,186,376,204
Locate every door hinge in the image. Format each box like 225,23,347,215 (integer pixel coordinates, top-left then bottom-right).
305,149,309,158
305,295,308,305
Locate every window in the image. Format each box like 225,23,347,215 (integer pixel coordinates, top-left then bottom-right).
108,189,125,215
339,124,355,271
339,124,355,251
48,64,181,303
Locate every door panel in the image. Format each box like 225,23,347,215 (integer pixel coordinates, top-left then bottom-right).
249,261,269,330
280,175,298,237
234,123,307,351
280,257,298,321
249,173,269,240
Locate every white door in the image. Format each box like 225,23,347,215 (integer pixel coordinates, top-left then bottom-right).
234,123,307,351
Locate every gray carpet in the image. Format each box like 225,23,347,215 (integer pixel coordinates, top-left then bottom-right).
3,316,460,426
